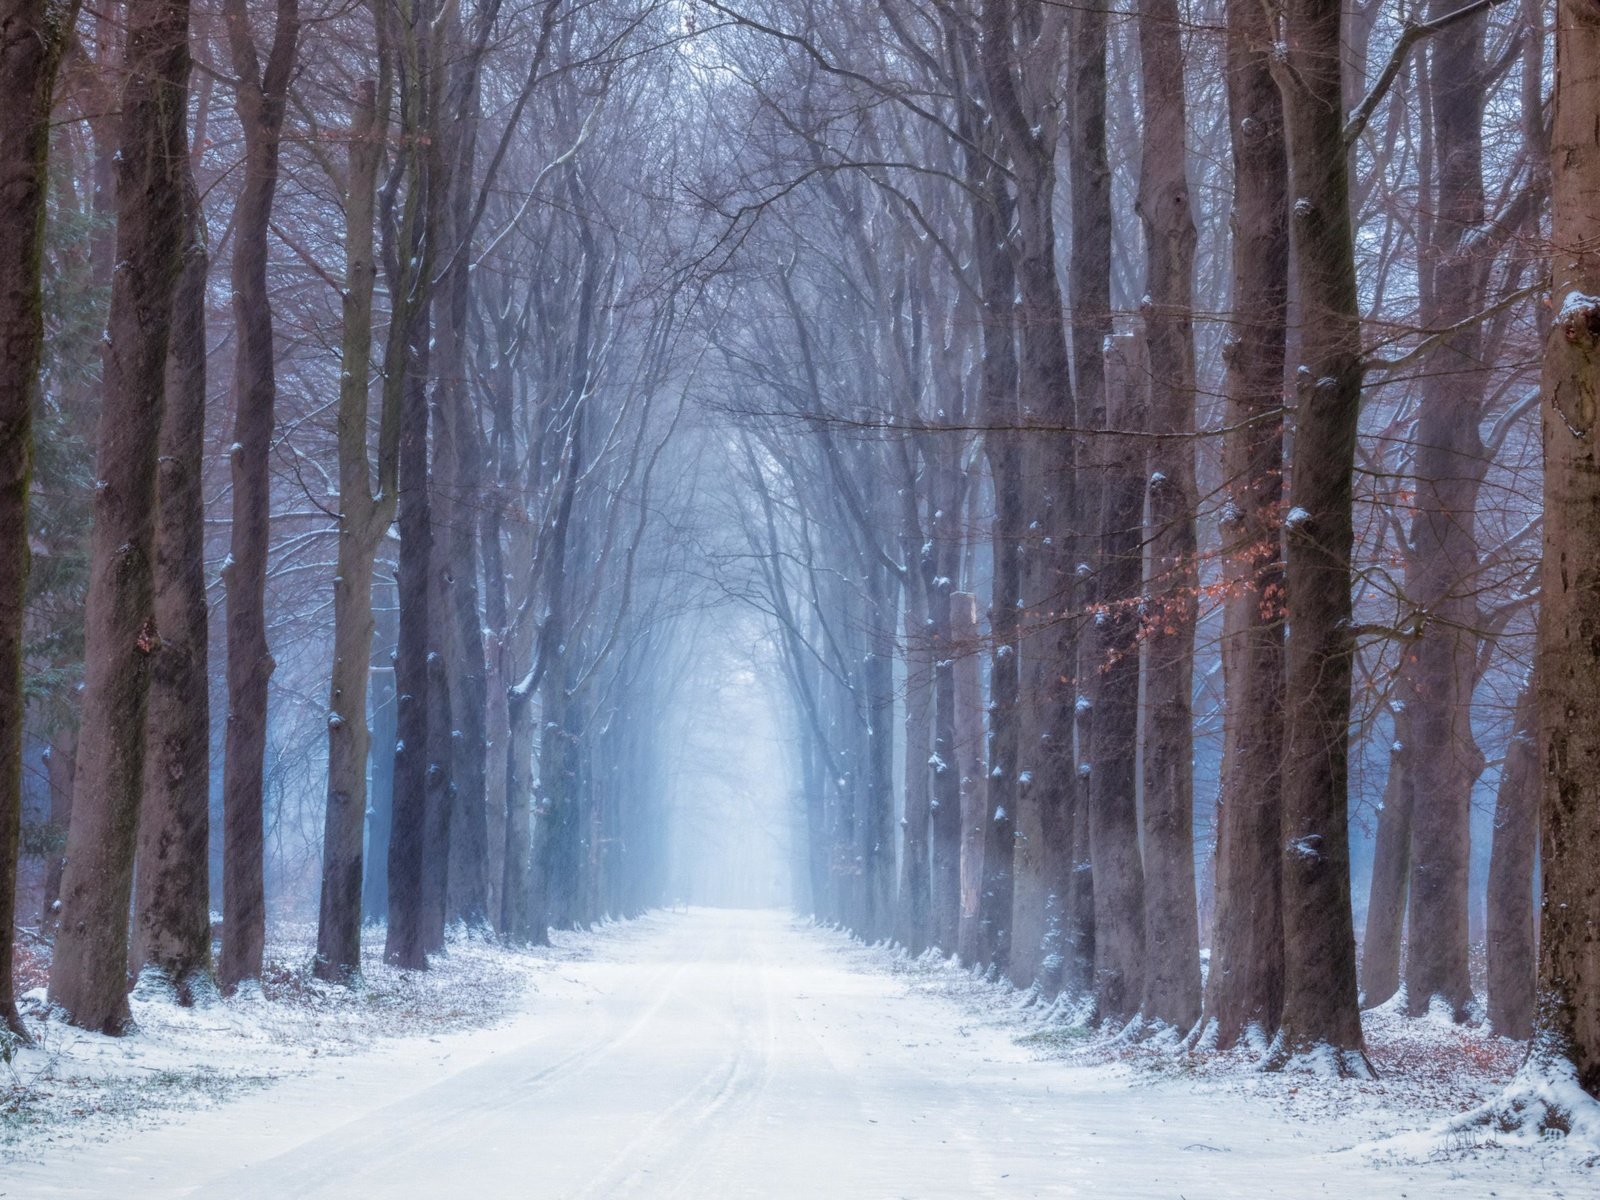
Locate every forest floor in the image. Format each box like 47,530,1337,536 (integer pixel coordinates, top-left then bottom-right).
2,907,1595,1197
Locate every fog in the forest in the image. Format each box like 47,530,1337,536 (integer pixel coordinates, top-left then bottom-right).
661,619,797,910
4,0,1600,1184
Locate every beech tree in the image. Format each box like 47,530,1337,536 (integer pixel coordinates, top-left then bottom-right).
132,160,212,999
48,0,193,1033
1200,0,1289,1053
0,0,80,1044
218,0,300,993
1271,0,1371,1075
1519,0,1600,1112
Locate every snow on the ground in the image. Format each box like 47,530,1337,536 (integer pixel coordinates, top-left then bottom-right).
841,930,1600,1190
3,908,1596,1198
2,921,553,1157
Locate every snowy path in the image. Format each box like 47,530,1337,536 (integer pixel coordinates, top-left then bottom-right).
3,909,1574,1198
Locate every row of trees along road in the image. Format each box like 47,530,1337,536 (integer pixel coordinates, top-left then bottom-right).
0,0,1597,1130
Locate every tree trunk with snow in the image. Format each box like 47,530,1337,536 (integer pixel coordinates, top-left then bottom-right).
1401,0,1492,1023
134,162,212,1000
1089,335,1147,1023
1525,0,1600,1105
896,579,933,955
1062,0,1113,1001
953,591,986,965
1361,725,1412,1008
1201,0,1288,1051
1271,0,1370,1073
0,0,78,1043
1485,684,1536,1040
1136,0,1201,1033
316,78,395,983
218,0,300,993
49,0,191,1033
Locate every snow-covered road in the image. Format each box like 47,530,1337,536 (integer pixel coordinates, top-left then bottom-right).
4,909,1581,1198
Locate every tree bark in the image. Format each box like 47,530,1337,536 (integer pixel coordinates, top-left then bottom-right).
952,590,986,965
1089,335,1147,1023
896,581,933,955
1271,0,1371,1073
133,161,212,1000
1063,0,1112,1001
1200,0,1288,1052
1361,721,1412,1007
39,726,77,933
434,70,490,934
1485,684,1536,1040
0,0,79,1043
385,0,441,969
1400,0,1491,1023
1527,0,1600,1103
363,583,397,921
926,486,964,954
971,126,1020,975
316,78,394,983
980,0,1075,993
1136,0,1201,1033
861,567,898,943
218,0,300,993
48,0,191,1033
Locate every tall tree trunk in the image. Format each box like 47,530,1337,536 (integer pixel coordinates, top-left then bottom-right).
503,684,536,942
498,516,535,941
1088,334,1147,1023
484,612,509,934
316,78,394,982
926,491,963,953
48,0,191,1033
1361,720,1412,1007
363,583,397,921
1485,684,1536,1040
981,0,1075,993
862,568,898,943
0,0,79,1043
1136,0,1201,1033
1271,0,1370,1073
218,0,300,993
952,591,986,965
133,162,212,1000
385,0,440,969
1200,0,1288,1052
434,82,489,934
896,580,932,954
973,146,1020,975
1063,0,1112,1001
39,726,77,933
1524,0,1600,1106
1401,0,1491,1023
385,248,437,969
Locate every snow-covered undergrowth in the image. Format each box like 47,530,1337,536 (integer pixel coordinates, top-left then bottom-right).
2,922,549,1159
838,929,1600,1179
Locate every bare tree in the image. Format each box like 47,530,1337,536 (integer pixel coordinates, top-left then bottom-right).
218,0,301,992
0,0,80,1043
1199,0,1289,1052
133,160,213,1000
316,73,396,983
1271,0,1371,1075
48,0,193,1033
